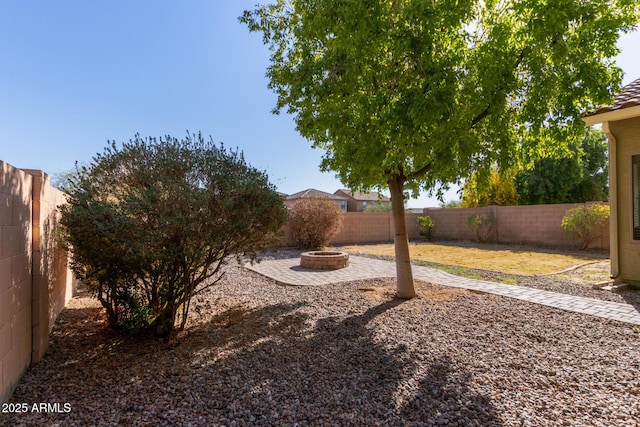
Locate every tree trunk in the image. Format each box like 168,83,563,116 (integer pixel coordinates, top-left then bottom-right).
388,176,416,299
151,306,176,339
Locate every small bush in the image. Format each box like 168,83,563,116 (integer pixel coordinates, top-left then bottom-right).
418,216,436,241
288,198,343,249
561,204,610,249
466,213,495,243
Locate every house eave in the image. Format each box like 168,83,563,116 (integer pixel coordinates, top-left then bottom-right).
583,105,640,126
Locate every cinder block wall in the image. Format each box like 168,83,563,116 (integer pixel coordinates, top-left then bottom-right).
24,170,77,364
1,162,77,404
423,207,497,242
279,204,609,250
332,212,392,244
424,203,609,249
281,211,424,246
1,162,34,404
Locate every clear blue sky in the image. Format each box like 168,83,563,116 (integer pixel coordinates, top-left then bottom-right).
1,1,638,207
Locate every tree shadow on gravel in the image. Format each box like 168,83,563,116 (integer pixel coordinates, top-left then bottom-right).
3,298,502,427
181,298,502,426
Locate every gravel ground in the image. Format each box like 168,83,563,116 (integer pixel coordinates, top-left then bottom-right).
2,251,640,426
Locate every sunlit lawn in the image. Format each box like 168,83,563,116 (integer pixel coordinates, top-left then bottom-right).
343,241,609,276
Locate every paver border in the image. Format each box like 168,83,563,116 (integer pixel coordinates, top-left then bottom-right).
245,255,640,325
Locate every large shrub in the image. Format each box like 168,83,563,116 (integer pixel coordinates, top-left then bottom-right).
60,133,287,338
561,204,610,250
288,198,343,249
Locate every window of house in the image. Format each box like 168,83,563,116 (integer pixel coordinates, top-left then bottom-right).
362,202,367,210
340,200,347,211
634,155,640,240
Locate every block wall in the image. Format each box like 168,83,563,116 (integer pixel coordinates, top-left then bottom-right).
281,211,424,246
279,204,609,250
1,162,77,404
1,162,33,404
424,203,609,249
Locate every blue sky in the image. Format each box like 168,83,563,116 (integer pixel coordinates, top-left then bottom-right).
1,1,639,207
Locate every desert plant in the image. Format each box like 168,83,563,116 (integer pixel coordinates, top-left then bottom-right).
59,133,287,338
466,213,495,243
418,216,436,241
288,198,343,249
561,204,610,249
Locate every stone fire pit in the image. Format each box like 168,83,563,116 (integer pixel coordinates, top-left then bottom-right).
300,251,349,270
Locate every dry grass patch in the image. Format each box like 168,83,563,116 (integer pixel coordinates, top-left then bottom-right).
345,241,608,276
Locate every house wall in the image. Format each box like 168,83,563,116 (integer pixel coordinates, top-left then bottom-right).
611,116,640,285
346,197,360,212
0,162,77,403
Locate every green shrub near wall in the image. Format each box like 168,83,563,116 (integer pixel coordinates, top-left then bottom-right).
561,204,610,250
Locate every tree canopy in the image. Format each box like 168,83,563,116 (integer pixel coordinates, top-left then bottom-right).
516,127,609,204
462,128,609,206
462,168,519,207
242,0,638,297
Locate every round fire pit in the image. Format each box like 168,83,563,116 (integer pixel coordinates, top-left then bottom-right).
300,251,349,270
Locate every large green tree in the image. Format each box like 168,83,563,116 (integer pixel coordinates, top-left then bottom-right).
516,127,609,204
242,0,638,298
462,128,608,206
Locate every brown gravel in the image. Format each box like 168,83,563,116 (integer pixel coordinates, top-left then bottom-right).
2,253,640,427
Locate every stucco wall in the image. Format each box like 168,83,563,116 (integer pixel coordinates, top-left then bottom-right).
611,116,640,284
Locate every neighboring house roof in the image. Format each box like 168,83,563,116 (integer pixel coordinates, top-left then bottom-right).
584,77,640,125
335,189,390,202
286,188,346,201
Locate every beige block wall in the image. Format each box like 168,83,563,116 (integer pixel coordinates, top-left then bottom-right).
279,203,609,250
611,117,640,284
1,162,77,403
1,161,33,404
281,211,423,246
24,170,77,363
424,207,497,242
424,203,609,249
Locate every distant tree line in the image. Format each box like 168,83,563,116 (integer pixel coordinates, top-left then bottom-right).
459,128,608,207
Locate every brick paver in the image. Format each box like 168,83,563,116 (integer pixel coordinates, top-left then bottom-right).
245,255,640,325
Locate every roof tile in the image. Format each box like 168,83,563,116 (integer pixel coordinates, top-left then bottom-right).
587,77,640,116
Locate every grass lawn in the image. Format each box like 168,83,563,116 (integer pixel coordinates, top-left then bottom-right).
343,241,609,276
